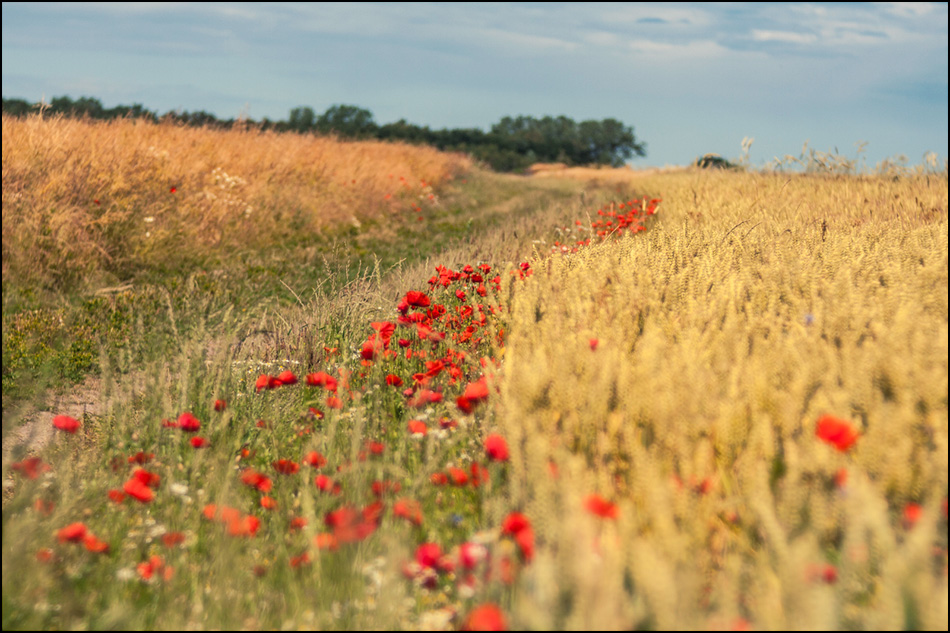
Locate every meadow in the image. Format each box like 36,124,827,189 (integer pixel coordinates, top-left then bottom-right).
2,115,948,630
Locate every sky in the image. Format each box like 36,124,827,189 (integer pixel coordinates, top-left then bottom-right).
2,2,947,168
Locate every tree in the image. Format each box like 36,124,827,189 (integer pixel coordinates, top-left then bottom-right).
315,104,376,139
288,106,316,133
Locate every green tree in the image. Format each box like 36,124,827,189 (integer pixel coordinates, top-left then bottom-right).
288,106,316,133
316,104,377,139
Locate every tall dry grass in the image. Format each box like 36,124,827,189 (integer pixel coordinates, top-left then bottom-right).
1,114,471,292
496,170,948,629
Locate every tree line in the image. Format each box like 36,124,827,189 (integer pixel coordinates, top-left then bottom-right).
2,96,646,172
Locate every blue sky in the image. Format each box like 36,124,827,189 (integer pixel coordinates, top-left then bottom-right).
2,2,947,168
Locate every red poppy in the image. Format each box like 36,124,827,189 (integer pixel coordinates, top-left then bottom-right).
128,451,154,465
277,370,297,385
306,371,338,391
52,414,81,434
501,512,534,562
589,338,599,351
303,451,327,468
162,532,186,547
82,533,110,553
290,551,312,568
240,468,272,493
255,374,273,392
415,542,442,569
815,414,859,452
314,474,340,494
404,290,431,308
448,466,469,487
458,542,487,570
123,477,154,503
462,378,490,402
903,502,923,528
584,494,619,519
131,467,161,488
213,399,227,412
177,411,201,432
393,498,423,526
34,498,55,515
227,515,261,537
10,456,50,479
484,434,509,462
260,496,278,510
462,604,507,631
108,489,126,504
470,462,489,488
190,436,209,448
408,419,428,436
57,522,88,543
386,374,404,387
289,517,308,532
138,554,173,581
273,459,300,475
430,472,448,486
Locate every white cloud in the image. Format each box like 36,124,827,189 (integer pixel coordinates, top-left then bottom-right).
752,30,818,45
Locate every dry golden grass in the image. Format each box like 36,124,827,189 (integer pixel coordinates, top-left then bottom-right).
1,114,471,291
496,170,948,629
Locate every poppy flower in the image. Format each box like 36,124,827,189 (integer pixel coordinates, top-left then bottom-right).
131,467,161,488
213,399,227,412
127,451,154,465
240,468,272,493
404,290,431,308
303,451,327,468
52,415,81,434
430,472,448,486
260,496,278,510
162,532,186,547
306,372,338,391
255,374,273,392
190,436,209,448
314,474,340,494
177,411,201,432
903,502,923,528
501,512,534,562
290,551,312,568
138,554,173,581
815,414,859,452
227,515,261,537
462,378,490,403
10,457,50,479
108,489,126,504
386,374,404,387
458,542,487,570
57,522,88,543
289,517,308,532
393,498,423,526
584,494,619,519
448,467,469,487
123,477,154,503
326,396,343,409
82,533,110,553
462,604,507,631
408,419,428,436
484,434,509,461
470,462,489,488
276,370,297,385
415,543,442,569
273,459,300,475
